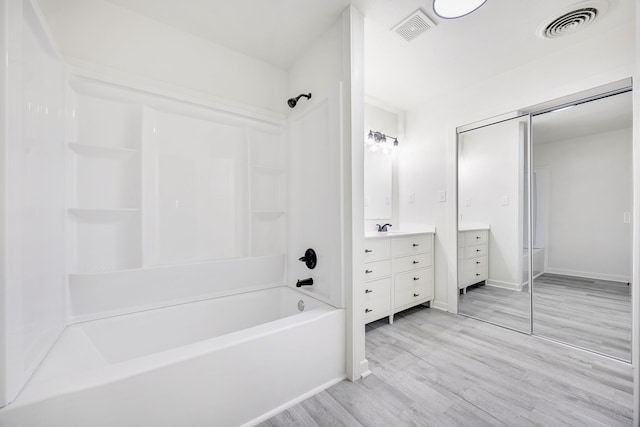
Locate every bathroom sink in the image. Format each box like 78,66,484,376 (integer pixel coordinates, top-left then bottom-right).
365,228,436,238
365,231,412,238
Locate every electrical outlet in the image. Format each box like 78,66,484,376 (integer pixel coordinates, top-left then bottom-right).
409,192,415,203
438,190,446,202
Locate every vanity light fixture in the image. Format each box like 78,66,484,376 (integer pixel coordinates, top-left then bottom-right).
433,0,487,19
366,130,399,154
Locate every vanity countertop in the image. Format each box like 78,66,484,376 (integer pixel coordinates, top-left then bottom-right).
458,222,490,231
365,227,436,239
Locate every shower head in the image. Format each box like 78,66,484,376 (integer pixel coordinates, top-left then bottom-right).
287,93,312,108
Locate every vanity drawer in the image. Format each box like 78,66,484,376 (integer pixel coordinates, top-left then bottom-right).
364,259,391,281
364,278,390,323
364,238,391,262
364,295,391,322
392,234,432,257
363,277,391,299
465,244,487,258
465,230,488,246
394,268,433,292
394,281,433,308
392,253,432,273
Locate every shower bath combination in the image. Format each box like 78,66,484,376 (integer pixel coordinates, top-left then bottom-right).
287,93,312,108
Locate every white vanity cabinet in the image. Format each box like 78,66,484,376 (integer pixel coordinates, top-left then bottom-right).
363,232,435,324
363,238,392,323
458,227,489,293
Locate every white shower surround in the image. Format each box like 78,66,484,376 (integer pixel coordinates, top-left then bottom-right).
0,286,346,426
1,0,361,418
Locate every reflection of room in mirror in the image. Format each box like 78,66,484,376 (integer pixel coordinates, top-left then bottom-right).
458,117,529,290
457,88,633,361
457,114,531,333
530,90,633,361
364,103,398,224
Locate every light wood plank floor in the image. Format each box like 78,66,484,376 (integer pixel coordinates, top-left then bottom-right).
259,307,634,427
459,273,632,360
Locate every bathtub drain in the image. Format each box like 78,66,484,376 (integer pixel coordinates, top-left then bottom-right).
298,300,305,312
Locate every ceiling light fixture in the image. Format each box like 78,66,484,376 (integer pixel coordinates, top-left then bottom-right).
433,0,487,19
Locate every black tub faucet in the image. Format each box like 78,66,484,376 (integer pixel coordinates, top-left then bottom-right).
376,223,392,232
296,278,313,287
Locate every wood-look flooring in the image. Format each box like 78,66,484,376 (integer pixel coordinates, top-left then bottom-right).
259,307,634,427
459,273,632,360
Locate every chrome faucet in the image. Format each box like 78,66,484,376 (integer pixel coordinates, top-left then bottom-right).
376,223,392,232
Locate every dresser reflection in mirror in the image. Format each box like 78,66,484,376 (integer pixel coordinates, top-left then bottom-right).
457,226,489,294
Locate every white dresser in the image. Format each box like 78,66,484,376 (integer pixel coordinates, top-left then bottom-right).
363,231,435,324
458,226,489,294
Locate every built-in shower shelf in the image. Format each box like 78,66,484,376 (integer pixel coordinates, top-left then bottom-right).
68,208,140,221
68,142,138,159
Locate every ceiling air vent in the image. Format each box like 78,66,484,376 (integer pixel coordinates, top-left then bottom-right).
537,1,608,39
392,9,436,42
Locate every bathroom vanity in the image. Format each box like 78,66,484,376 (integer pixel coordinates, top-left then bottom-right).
363,231,435,324
458,225,490,294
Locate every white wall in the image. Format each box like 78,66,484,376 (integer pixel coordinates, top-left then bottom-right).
364,103,397,230
534,127,633,282
286,6,365,381
400,18,634,312
51,0,288,117
287,18,344,307
458,118,525,288
1,0,67,407
341,7,365,381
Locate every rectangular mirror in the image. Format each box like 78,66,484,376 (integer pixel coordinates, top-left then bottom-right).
364,103,396,221
457,115,531,333
364,149,392,219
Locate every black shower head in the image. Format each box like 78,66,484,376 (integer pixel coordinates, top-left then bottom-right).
287,93,312,108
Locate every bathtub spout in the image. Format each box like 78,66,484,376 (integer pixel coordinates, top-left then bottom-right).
296,278,313,287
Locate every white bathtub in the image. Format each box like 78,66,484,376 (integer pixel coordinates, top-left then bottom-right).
0,287,346,427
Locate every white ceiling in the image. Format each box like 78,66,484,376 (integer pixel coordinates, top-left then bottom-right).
103,0,634,111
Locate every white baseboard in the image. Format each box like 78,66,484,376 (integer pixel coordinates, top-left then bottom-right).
359,359,370,378
521,271,545,287
545,267,631,284
432,300,448,312
486,279,523,291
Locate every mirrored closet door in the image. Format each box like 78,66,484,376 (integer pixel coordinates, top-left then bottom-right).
457,85,633,362
530,90,633,361
457,115,531,333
